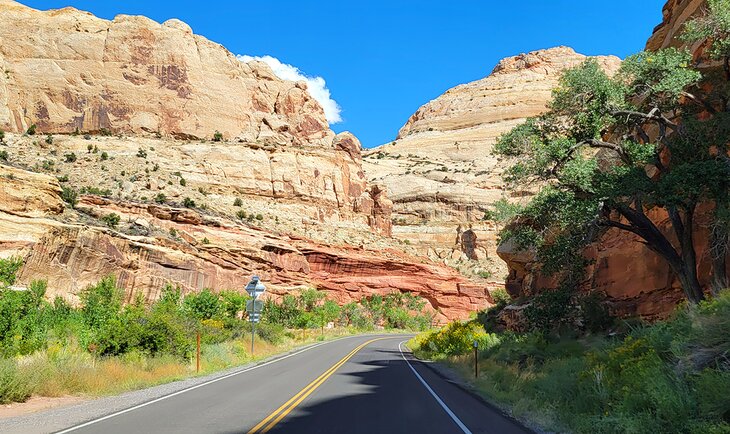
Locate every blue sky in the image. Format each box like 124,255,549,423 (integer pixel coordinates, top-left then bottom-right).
24,0,666,148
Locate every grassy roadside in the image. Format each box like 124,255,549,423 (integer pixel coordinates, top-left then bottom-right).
408,291,730,434
0,257,432,406
0,327,387,406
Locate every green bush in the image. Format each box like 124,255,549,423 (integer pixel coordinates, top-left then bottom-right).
0,256,23,286
213,131,223,142
100,151,109,161
233,198,243,206
101,213,121,229
182,197,195,208
61,186,78,208
64,152,77,163
183,289,223,320
26,124,36,135
155,193,167,204
0,150,7,161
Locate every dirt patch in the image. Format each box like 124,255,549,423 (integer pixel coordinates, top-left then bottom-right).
0,395,87,419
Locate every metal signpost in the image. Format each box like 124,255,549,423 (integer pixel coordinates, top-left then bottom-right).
473,340,479,378
245,275,266,355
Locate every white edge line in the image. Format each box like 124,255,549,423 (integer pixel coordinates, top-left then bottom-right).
55,335,370,433
398,341,473,434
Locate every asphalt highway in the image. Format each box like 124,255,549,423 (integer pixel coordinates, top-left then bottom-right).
49,334,530,434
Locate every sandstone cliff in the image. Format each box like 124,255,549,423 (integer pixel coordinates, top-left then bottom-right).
363,47,620,279
0,1,497,321
0,164,494,322
0,0,329,146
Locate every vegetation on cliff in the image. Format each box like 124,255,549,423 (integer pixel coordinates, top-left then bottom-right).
0,258,432,404
410,291,730,433
495,0,730,307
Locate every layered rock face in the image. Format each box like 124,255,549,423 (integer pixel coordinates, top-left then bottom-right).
0,1,496,321
0,0,328,146
0,164,493,322
363,47,620,278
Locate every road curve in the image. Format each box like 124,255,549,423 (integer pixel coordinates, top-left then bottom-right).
12,334,531,434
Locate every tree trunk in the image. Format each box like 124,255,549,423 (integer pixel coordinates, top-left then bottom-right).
617,204,705,304
710,226,729,294
668,204,705,303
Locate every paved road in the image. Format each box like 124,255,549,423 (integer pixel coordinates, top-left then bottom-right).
15,335,531,434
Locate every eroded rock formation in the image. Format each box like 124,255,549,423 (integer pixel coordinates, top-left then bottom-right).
0,164,494,322
0,0,328,146
0,1,498,321
363,47,620,279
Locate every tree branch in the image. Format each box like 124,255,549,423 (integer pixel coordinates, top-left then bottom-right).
611,109,678,130
681,91,717,114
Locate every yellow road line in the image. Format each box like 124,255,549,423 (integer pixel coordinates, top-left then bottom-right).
248,337,386,433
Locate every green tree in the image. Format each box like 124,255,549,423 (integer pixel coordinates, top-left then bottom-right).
183,289,223,320
315,300,340,333
495,37,730,305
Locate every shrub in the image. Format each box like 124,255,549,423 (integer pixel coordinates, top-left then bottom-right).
236,210,246,220
26,124,36,135
136,148,147,158
182,197,195,208
255,214,263,221
0,150,8,161
100,151,108,161
0,359,33,404
0,130,4,141
64,152,77,163
101,213,121,229
99,128,112,136
233,198,243,207
213,131,223,142
61,186,78,208
87,144,93,153
179,178,186,187
201,237,210,244
183,289,223,320
0,256,23,286
155,193,167,204
57,174,69,183
45,134,53,145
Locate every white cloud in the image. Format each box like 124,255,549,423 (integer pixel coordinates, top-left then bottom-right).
237,54,342,125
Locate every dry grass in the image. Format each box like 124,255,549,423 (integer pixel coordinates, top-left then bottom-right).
6,328,356,402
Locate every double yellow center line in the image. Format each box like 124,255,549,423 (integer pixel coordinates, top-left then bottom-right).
247,337,386,433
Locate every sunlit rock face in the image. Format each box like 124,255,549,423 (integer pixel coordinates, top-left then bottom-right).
0,1,501,321
363,46,620,280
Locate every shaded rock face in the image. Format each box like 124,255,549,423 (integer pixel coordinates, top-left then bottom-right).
0,0,329,146
0,165,492,322
363,47,620,277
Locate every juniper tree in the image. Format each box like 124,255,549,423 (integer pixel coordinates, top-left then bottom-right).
495,10,730,304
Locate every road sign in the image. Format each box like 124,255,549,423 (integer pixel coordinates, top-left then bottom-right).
246,299,263,314
245,275,266,297
249,312,261,323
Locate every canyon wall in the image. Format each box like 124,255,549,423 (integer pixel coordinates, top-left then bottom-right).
0,164,493,322
0,0,328,146
363,47,620,279
0,0,499,321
